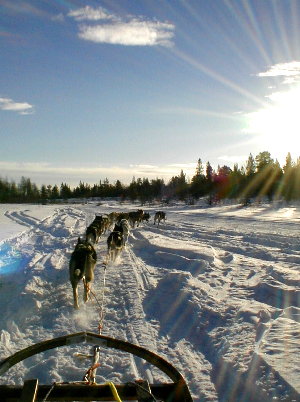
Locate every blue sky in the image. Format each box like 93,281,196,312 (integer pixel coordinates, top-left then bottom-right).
1,0,300,186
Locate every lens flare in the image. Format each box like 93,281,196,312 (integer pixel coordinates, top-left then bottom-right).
0,243,25,275
245,85,300,163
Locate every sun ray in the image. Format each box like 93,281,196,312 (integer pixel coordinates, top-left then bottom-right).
245,85,300,164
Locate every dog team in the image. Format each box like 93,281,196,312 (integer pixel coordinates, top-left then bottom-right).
69,209,166,309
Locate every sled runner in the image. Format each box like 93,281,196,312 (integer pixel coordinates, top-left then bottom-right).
0,331,193,401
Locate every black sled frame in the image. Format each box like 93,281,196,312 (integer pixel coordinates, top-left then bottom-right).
0,331,193,401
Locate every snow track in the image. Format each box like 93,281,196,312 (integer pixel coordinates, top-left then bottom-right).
0,202,299,401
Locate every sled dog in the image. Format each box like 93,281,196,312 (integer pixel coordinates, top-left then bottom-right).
107,224,124,261
119,218,130,245
85,224,99,244
154,211,166,226
128,209,144,227
85,215,108,244
142,212,150,223
69,237,97,309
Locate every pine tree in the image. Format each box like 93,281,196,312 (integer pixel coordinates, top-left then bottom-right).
51,185,59,200
191,158,207,198
195,158,204,176
255,151,273,172
206,162,213,181
245,153,256,176
60,183,72,199
283,152,293,174
41,185,48,201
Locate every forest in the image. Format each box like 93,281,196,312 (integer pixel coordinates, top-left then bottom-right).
1,151,299,204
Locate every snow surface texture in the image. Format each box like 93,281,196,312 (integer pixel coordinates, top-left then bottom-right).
0,200,299,401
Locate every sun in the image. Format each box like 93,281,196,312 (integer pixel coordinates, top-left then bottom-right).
245,85,300,163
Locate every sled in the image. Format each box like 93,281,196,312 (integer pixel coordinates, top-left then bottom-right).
0,331,193,401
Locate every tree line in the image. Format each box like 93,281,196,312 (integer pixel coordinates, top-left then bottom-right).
0,151,299,204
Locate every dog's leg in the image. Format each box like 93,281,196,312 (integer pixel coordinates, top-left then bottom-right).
83,259,95,303
84,280,90,303
111,249,115,261
73,285,79,309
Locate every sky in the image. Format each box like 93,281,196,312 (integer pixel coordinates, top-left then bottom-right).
1,0,300,187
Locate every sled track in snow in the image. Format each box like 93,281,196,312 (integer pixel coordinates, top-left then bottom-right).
128,215,299,400
162,219,300,265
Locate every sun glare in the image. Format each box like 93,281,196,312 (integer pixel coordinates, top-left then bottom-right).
245,85,300,163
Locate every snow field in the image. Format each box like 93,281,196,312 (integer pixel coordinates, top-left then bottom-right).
0,201,299,401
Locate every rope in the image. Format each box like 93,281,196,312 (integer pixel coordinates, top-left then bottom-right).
41,382,56,402
127,381,159,401
79,256,109,384
86,253,109,334
98,266,106,334
89,257,108,334
106,382,122,402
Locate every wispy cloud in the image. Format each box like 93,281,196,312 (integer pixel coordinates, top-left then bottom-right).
168,163,196,169
130,163,195,176
0,31,16,38
51,13,64,23
258,61,300,84
157,106,239,121
68,6,114,21
1,0,49,19
0,97,34,115
68,6,175,47
78,20,174,46
0,161,195,185
218,155,247,164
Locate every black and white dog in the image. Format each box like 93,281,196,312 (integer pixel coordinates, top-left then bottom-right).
107,219,130,260
69,237,97,309
118,218,130,245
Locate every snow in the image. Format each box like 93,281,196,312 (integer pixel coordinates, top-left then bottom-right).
0,200,299,401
